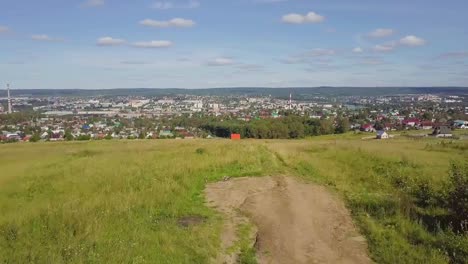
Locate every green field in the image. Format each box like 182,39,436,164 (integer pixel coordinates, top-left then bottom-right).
1,137,467,263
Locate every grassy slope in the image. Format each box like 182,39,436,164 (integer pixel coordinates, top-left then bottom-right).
268,136,467,264
0,137,466,263
0,141,279,263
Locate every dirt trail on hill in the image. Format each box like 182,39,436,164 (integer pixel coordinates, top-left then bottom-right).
205,176,371,264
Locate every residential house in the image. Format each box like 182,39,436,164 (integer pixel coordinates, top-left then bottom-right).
6,133,21,141
419,121,434,130
159,130,174,138
403,118,420,127
453,120,468,129
384,123,395,131
376,130,389,139
360,124,375,132
432,126,453,138
178,131,195,139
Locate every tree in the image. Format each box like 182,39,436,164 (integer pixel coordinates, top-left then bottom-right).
336,118,350,134
422,112,433,121
64,131,74,141
447,162,468,233
76,134,91,141
288,121,305,138
374,121,384,131
319,119,334,135
29,133,41,143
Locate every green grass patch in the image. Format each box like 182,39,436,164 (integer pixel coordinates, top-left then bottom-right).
0,138,466,263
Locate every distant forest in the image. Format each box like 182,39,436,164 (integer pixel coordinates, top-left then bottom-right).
2,87,468,98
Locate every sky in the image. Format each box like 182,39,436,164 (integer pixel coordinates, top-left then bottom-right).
1,0,468,89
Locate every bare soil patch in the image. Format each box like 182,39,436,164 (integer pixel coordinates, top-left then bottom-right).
177,215,207,228
205,176,371,264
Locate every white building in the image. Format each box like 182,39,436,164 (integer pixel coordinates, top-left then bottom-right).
376,130,389,139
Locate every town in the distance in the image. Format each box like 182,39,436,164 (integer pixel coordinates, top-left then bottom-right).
1,86,467,143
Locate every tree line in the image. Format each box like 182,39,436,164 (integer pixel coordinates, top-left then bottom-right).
198,116,350,139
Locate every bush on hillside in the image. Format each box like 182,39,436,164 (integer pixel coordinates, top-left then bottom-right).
447,162,468,233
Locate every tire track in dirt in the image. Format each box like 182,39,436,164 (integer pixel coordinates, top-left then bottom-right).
205,176,371,264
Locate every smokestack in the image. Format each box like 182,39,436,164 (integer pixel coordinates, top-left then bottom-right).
7,83,12,114
289,93,292,110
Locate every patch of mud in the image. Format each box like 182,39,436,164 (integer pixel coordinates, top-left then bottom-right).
177,215,207,228
205,176,371,264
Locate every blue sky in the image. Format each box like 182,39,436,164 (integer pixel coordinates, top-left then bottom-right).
1,0,468,89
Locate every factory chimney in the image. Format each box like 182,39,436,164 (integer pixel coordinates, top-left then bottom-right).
289,93,292,110
7,83,12,114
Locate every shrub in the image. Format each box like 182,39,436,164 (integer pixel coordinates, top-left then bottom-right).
447,162,468,233
195,148,206,155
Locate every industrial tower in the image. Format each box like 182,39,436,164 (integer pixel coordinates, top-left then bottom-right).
7,83,12,114
289,93,292,110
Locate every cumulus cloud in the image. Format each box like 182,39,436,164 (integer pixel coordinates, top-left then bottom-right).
0,25,9,33
132,40,173,48
206,57,235,66
256,0,288,3
120,61,152,65
236,64,265,71
307,48,335,57
31,34,64,42
280,48,335,65
372,35,425,52
361,58,385,65
368,28,395,38
373,43,396,52
31,35,52,41
280,57,305,64
438,51,468,59
282,12,325,24
399,35,426,46
97,37,126,46
151,0,199,9
140,18,195,28
353,47,363,53
83,0,105,7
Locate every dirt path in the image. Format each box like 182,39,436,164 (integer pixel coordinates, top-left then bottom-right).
205,176,371,264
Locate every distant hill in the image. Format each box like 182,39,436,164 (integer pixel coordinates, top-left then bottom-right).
1,87,467,98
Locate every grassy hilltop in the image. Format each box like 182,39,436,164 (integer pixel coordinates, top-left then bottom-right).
0,136,467,264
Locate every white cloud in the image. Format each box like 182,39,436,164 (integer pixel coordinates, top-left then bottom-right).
280,57,305,64
97,37,126,46
120,61,152,65
360,58,385,65
353,47,363,53
31,34,63,42
206,57,235,66
307,48,336,56
0,25,9,33
372,36,425,53
83,0,105,7
373,43,396,52
399,35,426,46
236,64,264,71
280,49,335,65
368,28,395,38
282,12,325,24
31,35,52,41
140,18,195,28
132,40,173,48
438,51,468,59
256,0,287,3
151,0,199,9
